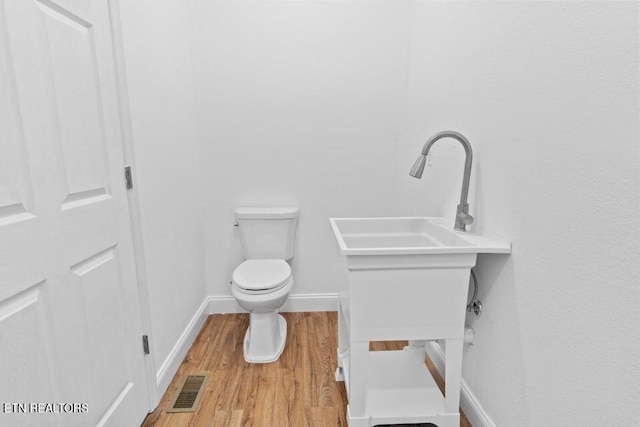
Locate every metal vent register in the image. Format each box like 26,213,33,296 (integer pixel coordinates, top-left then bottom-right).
166,374,209,413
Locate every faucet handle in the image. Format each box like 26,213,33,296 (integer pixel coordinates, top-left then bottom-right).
457,212,474,226
455,203,474,231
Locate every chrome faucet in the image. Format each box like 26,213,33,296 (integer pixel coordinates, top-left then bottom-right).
409,130,474,231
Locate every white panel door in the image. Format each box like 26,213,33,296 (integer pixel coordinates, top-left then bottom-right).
0,0,149,426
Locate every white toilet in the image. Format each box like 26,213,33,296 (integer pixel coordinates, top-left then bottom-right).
231,207,298,363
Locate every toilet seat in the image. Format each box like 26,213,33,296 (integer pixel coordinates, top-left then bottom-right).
232,259,292,293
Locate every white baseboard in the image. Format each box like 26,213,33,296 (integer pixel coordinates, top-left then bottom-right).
425,341,496,427
207,292,338,314
207,295,244,314
154,297,210,399
282,292,338,312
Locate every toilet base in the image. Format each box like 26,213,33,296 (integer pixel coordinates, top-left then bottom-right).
243,312,287,363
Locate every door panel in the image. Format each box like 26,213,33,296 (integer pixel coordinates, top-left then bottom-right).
0,282,60,427
0,50,33,220
0,8,35,231
71,247,129,414
37,0,111,207
0,0,149,425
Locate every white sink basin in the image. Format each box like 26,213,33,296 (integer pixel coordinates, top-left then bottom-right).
329,216,510,255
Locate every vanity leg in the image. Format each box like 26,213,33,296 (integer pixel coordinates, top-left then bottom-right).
337,305,349,359
347,341,369,427
335,304,349,381
444,338,463,426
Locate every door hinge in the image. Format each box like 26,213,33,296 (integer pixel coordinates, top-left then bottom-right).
142,335,150,355
124,166,133,190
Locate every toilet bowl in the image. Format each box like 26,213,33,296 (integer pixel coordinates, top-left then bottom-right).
232,259,293,363
231,207,299,363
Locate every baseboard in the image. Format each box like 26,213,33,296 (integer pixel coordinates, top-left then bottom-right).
207,295,244,314
154,297,210,399
282,292,338,312
425,341,497,427
207,292,338,314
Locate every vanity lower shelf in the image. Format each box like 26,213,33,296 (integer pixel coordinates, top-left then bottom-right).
338,346,447,425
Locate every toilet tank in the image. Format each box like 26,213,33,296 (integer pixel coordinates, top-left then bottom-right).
235,207,299,260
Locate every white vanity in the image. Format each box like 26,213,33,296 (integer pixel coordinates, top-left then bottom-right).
329,216,510,427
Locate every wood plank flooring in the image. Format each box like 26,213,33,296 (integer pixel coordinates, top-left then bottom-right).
141,312,471,427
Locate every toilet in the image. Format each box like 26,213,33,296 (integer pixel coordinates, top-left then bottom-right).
231,207,298,363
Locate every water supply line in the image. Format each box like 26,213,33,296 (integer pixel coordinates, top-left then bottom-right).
467,269,483,317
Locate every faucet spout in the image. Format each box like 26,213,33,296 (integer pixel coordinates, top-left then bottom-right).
411,130,474,231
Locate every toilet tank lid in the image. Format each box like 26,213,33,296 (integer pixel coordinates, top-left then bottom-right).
235,207,299,220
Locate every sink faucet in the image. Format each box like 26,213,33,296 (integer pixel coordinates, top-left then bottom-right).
409,130,474,231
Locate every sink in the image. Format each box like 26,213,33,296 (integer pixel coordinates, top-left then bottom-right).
328,216,510,342
329,216,510,255
330,216,511,427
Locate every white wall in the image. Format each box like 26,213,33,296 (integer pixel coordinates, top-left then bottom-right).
190,1,639,424
118,0,206,397
190,1,412,298
118,0,638,423
404,2,639,425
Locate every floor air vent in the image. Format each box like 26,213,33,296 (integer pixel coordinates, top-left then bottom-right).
166,374,209,413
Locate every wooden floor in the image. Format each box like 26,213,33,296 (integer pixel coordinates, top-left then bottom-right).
141,312,471,427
